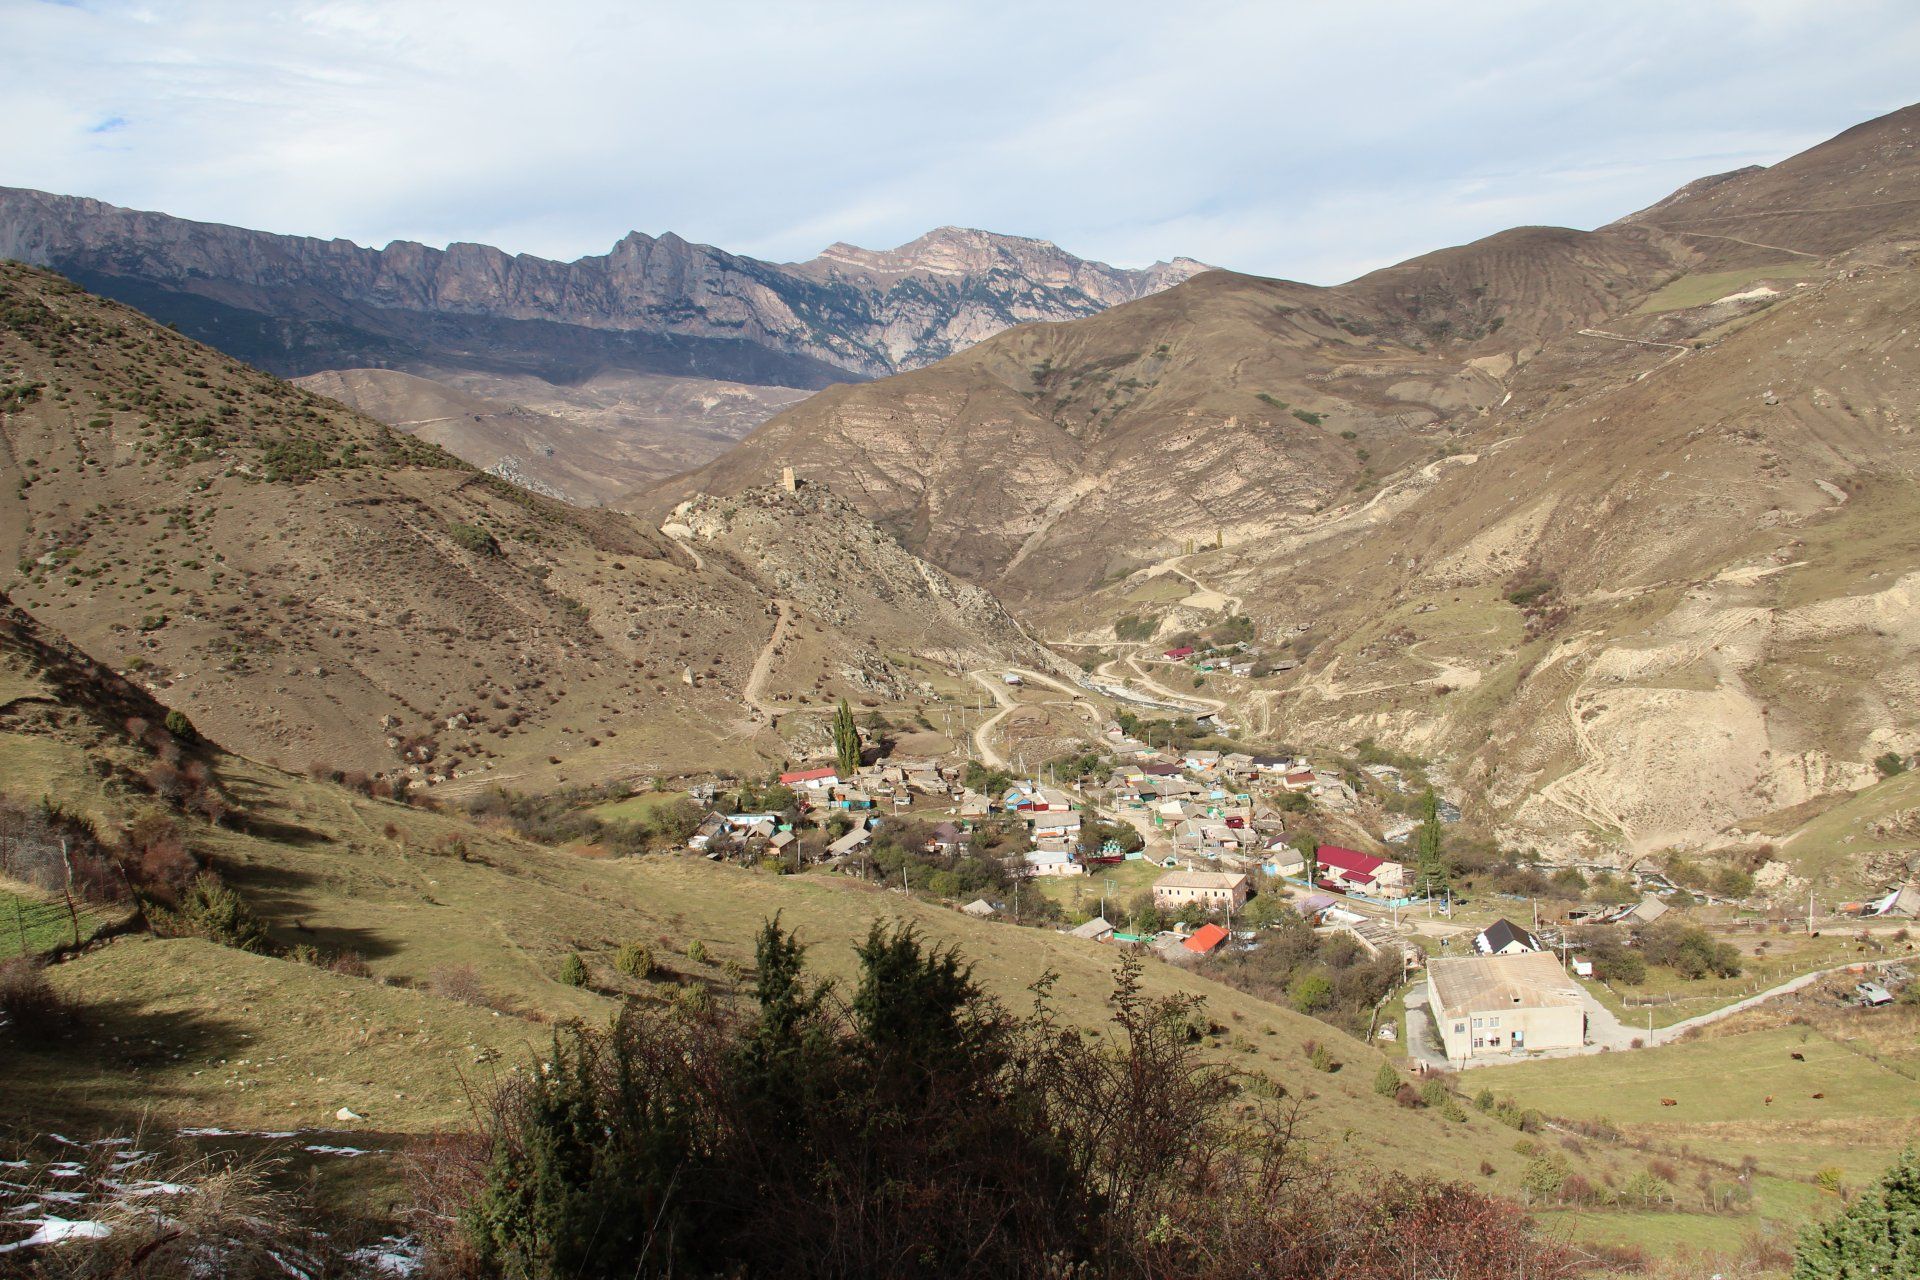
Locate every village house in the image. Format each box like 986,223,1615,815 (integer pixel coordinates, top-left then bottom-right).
826,824,872,861
1263,842,1306,878
1181,922,1230,956
1152,869,1252,913
779,766,839,791
687,811,729,850
1031,809,1082,847
1312,845,1409,895
1427,952,1585,1062
1475,918,1544,956
827,785,875,811
927,821,968,855
1024,847,1084,878
1248,803,1288,834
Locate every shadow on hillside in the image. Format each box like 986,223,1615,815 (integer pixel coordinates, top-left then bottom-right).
237,813,335,848
214,862,404,962
0,997,253,1135
273,922,401,963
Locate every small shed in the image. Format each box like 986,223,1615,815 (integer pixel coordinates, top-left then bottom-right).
1071,916,1116,942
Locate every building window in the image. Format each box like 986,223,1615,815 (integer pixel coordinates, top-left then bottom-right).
1472,1037,1484,1049
1488,1017,1501,1029
1453,1022,1466,1034
1472,1017,1483,1029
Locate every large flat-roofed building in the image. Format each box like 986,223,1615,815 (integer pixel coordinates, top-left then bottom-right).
1427,952,1585,1062
1152,870,1251,913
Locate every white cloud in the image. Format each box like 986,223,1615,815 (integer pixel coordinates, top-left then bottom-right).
2,0,1917,281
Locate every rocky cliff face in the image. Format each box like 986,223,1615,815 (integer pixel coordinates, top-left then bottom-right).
0,187,1203,382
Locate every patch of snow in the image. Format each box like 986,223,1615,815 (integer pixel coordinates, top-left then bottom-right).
125,1181,192,1197
349,1235,426,1277
0,1216,113,1253
1714,285,1779,305
302,1145,372,1157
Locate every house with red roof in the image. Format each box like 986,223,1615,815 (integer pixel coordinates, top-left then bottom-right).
1313,844,1408,894
778,767,839,791
1163,646,1196,660
1182,923,1230,956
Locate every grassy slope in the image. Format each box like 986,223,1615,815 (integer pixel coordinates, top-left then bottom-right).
0,650,1558,1200
1477,1020,1920,1253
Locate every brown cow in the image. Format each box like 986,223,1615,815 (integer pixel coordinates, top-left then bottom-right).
1660,1098,1678,1107
1812,1092,1825,1099
1765,1095,1773,1106
1791,1051,1806,1062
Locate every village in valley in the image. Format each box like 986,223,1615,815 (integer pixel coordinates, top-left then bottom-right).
650,641,1920,1073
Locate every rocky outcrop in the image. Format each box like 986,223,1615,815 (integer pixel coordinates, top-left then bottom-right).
0,187,1204,383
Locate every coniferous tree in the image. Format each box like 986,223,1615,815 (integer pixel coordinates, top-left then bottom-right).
832,698,861,777
1795,1146,1920,1277
1416,788,1449,900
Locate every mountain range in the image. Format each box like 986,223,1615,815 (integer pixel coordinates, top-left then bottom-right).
0,188,1205,498
7,103,1920,873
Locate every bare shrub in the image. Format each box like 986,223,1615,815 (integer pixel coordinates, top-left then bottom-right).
430,963,490,1007
0,958,71,1033
328,950,372,979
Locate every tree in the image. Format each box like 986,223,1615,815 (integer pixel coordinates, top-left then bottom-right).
558,952,588,987
1374,1060,1401,1097
163,707,199,743
1415,788,1450,900
455,918,1582,1280
1290,971,1334,1013
1796,1147,1920,1277
1288,831,1320,884
832,698,861,777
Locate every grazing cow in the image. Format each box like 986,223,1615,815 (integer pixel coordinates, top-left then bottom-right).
1791,1051,1806,1062
1660,1098,1678,1107
1811,1092,1825,1100
1765,1095,1773,1106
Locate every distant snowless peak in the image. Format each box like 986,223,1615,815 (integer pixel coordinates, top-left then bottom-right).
805,226,1209,281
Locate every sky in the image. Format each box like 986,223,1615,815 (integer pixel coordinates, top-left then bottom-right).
6,1,1920,283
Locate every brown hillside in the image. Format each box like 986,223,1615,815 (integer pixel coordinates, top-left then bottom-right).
667,103,1920,867
0,264,1053,793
